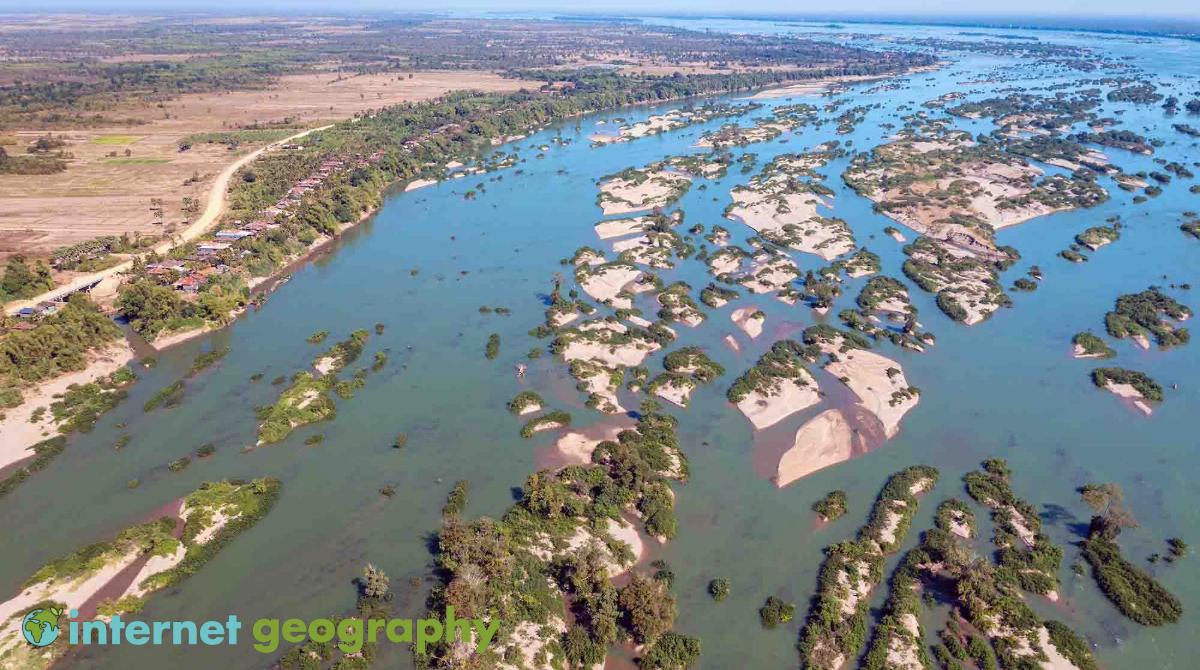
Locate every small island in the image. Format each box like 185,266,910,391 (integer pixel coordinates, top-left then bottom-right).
1092,367,1163,415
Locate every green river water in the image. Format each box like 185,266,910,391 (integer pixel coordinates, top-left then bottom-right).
2,17,1198,670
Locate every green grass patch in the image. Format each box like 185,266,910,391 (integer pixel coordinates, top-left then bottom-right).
91,135,141,145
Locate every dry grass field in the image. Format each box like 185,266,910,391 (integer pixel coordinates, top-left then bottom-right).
0,70,532,261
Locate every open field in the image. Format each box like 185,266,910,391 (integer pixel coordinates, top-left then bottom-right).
0,70,530,261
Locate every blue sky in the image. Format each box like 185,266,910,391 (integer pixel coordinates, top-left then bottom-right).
0,0,1196,20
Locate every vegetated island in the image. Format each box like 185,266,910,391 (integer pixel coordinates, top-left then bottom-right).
424,410,694,668
844,123,1106,324
964,459,1064,601
724,146,856,262
797,466,938,670
648,346,724,408
0,478,280,670
1076,483,1183,626
1071,331,1115,359
1103,287,1191,350
1091,367,1163,416
255,329,373,445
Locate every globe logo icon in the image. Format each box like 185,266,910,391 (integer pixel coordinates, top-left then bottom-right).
21,607,63,647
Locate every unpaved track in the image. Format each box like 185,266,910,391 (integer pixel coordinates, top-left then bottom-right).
3,124,332,315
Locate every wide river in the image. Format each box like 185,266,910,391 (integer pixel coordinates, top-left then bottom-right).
3,17,1197,670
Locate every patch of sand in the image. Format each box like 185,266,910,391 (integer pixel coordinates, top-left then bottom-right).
0,340,136,471
597,171,690,215
735,374,821,430
1105,382,1153,416
776,409,854,487
822,347,919,438
405,178,437,192
579,265,641,305
731,307,765,338
652,376,697,407
555,420,634,466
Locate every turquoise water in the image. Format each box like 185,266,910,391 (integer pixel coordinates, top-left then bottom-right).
2,19,1198,669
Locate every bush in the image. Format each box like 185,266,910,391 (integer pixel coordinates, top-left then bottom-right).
638,631,701,669
708,577,730,602
759,595,794,629
1079,536,1182,625
812,490,848,521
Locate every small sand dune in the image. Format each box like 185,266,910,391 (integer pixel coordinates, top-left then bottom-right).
776,409,855,487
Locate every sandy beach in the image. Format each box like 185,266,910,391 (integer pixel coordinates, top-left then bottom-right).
1104,382,1153,416
0,341,136,472
735,376,821,430
775,409,855,487
822,347,919,438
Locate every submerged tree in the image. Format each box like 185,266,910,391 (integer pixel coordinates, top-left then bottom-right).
359,563,390,599
1079,483,1138,540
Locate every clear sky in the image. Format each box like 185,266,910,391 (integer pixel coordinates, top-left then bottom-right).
0,0,1196,22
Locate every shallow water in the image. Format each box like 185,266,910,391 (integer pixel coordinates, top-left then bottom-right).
3,18,1198,670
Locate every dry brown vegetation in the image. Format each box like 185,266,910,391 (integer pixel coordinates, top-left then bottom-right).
0,70,528,262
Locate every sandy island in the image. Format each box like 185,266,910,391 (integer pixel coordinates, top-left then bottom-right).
731,307,765,339
776,409,856,487
736,374,821,430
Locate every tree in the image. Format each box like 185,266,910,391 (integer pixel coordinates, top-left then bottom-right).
359,563,390,599
707,577,730,602
638,631,701,669
562,625,606,668
116,279,190,337
1,255,54,300
1079,483,1138,540
618,573,676,644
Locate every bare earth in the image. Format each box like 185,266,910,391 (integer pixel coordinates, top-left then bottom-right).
0,70,531,261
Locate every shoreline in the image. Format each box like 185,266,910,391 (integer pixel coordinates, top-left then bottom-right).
2,124,334,317
748,62,947,99
0,341,137,473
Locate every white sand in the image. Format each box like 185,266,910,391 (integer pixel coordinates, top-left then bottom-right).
1037,626,1085,670
561,339,658,368
0,549,142,651
724,334,740,352
151,324,215,351
0,341,136,472
653,377,696,407
555,420,634,465
404,178,437,192
1104,382,1153,416
192,508,238,545
735,375,821,430
597,172,690,215
579,265,641,304
594,217,652,240
776,409,854,488
822,347,919,438
607,518,647,569
731,307,765,338
877,500,908,546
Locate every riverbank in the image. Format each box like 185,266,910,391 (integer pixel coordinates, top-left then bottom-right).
0,341,136,473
